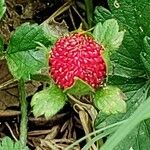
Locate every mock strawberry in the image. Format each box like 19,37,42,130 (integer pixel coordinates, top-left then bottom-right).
49,33,106,89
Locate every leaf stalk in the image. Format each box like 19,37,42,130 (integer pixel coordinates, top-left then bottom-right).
18,78,28,148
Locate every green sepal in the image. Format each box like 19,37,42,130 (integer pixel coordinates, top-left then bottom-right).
64,77,95,96
93,19,125,52
93,85,127,115
31,83,67,119
101,50,112,80
93,19,125,77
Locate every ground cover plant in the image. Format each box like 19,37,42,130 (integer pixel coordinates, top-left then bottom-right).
0,0,150,150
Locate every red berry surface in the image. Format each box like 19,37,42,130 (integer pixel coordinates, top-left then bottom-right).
49,33,106,89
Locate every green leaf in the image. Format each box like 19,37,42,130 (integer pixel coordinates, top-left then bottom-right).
113,120,150,150
94,112,123,130
93,75,149,149
93,85,126,115
94,0,150,77
140,36,150,77
0,137,29,150
109,76,149,116
109,77,150,150
31,83,67,119
94,6,114,23
6,23,54,80
95,75,148,126
93,19,125,52
0,0,6,20
101,95,150,150
64,77,95,95
95,114,150,150
93,1,150,149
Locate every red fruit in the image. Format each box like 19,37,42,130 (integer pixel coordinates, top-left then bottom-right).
49,33,106,89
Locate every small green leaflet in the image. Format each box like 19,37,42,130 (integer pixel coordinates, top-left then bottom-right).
0,0,6,20
93,19,125,52
31,83,67,119
93,85,126,115
6,23,54,80
64,77,95,95
0,137,29,150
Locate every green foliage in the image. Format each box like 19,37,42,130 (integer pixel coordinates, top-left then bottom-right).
94,78,150,149
0,0,6,20
0,137,29,150
94,0,150,77
108,76,148,117
94,0,150,149
31,83,67,119
94,112,123,130
64,77,95,95
140,36,150,77
112,122,150,150
93,19,125,52
6,23,54,80
93,85,126,115
80,94,150,150
101,96,150,150
93,19,124,75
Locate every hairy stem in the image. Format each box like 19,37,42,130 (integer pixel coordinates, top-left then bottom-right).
18,78,28,148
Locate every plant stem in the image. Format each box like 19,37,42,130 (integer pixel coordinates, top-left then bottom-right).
84,0,93,28
18,78,28,148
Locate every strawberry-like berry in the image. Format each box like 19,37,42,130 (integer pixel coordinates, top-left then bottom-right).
49,33,106,89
